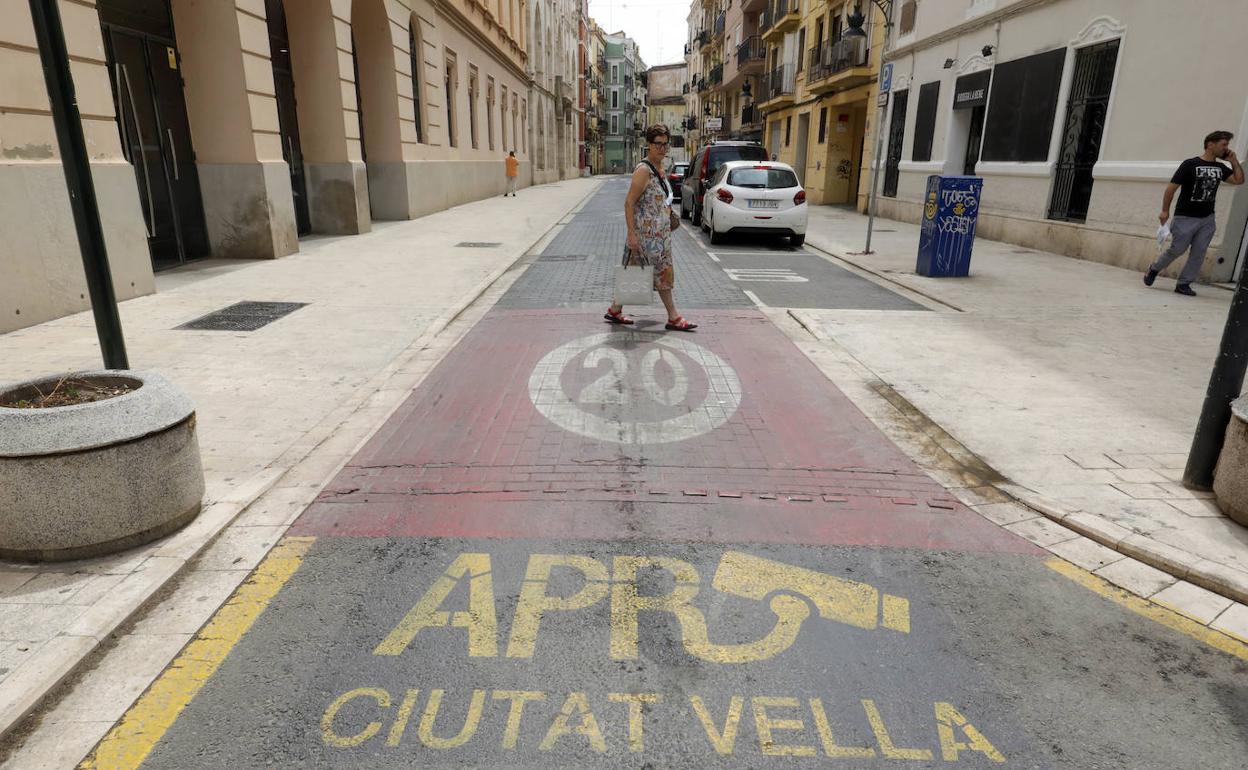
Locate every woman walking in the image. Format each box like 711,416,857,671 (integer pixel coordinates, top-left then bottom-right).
605,124,697,332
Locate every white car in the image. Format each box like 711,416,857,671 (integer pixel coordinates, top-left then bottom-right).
702,160,807,246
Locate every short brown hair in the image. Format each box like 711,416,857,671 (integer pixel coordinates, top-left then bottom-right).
644,124,670,144
1205,130,1234,147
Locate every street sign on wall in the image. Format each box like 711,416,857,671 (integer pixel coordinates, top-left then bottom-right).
705,117,723,131
880,62,893,93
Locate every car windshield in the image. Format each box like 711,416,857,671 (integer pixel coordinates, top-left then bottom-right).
727,167,800,189
708,146,767,175
672,164,689,174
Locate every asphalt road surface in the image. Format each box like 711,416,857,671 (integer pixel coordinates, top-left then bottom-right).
83,179,1248,770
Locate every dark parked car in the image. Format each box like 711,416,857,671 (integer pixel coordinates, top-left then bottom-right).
667,162,689,190
680,141,769,226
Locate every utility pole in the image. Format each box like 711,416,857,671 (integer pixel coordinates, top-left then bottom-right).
28,0,129,369
861,0,894,256
1183,236,1248,489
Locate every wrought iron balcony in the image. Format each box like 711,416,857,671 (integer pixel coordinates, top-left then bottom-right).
714,12,726,37
736,36,765,68
696,29,711,48
696,76,709,92
761,63,795,103
707,63,724,87
741,103,760,126
682,82,690,94
807,36,871,91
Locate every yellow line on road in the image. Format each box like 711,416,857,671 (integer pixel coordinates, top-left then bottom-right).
1045,557,1248,661
80,536,316,770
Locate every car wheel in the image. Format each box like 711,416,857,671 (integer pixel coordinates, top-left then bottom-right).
709,214,725,245
680,197,691,219
691,203,702,227
790,234,805,247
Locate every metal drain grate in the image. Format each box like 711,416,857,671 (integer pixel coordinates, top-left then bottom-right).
178,301,308,332
456,242,501,248
537,254,589,262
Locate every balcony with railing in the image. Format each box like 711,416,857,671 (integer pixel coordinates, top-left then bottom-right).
742,0,766,12
696,29,711,50
806,35,872,94
736,36,765,71
707,63,724,87
740,103,761,127
762,0,799,43
696,76,709,93
759,63,795,108
714,12,726,39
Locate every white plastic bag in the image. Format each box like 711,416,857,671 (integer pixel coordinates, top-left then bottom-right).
1156,222,1171,246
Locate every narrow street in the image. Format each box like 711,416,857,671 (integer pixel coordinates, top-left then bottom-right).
80,179,1247,769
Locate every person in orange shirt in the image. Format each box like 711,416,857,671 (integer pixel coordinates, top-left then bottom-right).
504,151,519,197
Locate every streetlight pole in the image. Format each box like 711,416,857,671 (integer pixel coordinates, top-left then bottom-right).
27,0,129,369
1183,241,1248,489
861,0,894,256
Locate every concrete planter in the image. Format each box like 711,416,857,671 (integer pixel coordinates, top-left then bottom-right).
0,371,204,562
1215,396,1248,526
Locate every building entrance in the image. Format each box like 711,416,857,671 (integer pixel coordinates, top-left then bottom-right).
266,0,311,235
99,0,209,270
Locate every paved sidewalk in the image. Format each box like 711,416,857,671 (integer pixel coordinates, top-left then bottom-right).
794,204,1248,634
0,177,602,742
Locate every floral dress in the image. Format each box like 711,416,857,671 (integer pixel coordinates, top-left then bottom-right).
629,163,675,291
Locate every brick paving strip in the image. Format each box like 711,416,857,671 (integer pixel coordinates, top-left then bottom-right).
0,179,605,743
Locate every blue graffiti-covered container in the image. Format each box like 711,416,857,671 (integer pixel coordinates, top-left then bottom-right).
916,175,984,277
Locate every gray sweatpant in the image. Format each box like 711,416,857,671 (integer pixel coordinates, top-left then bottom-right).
1151,214,1217,285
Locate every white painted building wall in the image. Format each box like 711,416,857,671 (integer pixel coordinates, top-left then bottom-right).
879,0,1248,280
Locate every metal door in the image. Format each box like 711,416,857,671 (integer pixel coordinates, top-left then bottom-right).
102,21,209,269
883,89,907,197
1048,40,1119,222
266,0,311,235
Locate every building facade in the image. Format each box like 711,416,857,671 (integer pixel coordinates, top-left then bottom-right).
876,0,1248,281
683,2,707,153
528,0,579,184
604,33,646,173
755,0,885,208
647,63,690,165
586,23,607,173
2,0,532,333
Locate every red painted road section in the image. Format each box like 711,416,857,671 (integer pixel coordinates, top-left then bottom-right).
292,308,1040,555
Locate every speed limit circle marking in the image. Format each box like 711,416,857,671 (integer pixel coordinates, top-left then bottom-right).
528,331,743,444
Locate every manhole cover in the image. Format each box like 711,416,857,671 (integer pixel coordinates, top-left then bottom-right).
177,301,307,332
537,254,589,262
456,242,502,248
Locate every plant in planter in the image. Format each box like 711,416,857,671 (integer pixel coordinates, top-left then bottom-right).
0,371,204,562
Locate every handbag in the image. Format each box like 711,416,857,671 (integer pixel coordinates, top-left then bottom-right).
642,160,680,231
614,246,654,305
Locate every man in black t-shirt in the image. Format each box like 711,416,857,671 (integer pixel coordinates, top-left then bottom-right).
1145,131,1244,295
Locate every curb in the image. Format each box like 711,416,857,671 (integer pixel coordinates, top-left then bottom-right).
0,178,604,744
1001,484,1248,607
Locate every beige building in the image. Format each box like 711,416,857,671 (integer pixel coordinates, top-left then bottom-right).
586,23,607,173
646,62,689,164
2,0,532,334
878,0,1248,280
528,0,579,184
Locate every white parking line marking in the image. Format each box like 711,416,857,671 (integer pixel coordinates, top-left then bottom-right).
707,253,721,262
724,268,809,283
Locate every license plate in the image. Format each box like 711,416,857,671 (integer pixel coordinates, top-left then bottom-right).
748,199,779,209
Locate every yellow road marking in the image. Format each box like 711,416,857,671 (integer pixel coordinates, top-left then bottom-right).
81,536,315,770
1045,557,1248,662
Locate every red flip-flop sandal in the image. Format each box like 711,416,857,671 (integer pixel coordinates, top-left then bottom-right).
604,308,635,325
665,316,697,332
